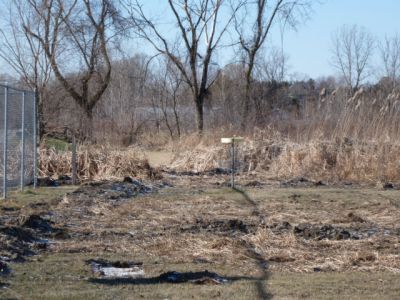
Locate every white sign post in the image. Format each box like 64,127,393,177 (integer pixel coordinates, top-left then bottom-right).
221,136,243,189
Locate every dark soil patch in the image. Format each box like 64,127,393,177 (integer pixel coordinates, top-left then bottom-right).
383,182,394,189
267,221,293,233
0,226,37,259
158,270,229,284
0,226,38,243
89,270,235,286
37,177,60,187
20,215,69,239
20,215,54,233
167,168,230,177
0,214,69,262
0,261,11,276
181,219,257,235
245,181,264,187
68,180,155,203
293,223,400,240
281,177,327,187
294,223,358,240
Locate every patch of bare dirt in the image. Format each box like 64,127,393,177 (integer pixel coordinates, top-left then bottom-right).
293,223,399,240
180,218,258,235
0,213,70,268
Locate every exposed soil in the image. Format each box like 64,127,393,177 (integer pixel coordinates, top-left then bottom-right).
0,213,69,265
157,270,229,284
180,218,258,235
293,223,399,240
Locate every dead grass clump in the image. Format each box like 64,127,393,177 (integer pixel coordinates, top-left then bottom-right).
170,131,400,183
169,146,225,172
269,140,400,183
39,146,160,181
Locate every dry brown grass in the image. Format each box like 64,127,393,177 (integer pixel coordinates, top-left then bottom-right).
166,87,400,183
42,184,399,275
170,136,400,183
39,146,160,181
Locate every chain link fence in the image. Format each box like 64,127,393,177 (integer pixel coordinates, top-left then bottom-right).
0,84,37,198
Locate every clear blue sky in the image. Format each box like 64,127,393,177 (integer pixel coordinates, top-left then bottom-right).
282,0,400,79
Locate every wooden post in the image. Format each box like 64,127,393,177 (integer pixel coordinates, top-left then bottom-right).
71,133,77,185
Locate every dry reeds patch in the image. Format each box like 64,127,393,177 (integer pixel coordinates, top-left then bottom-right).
167,87,400,183
39,146,160,180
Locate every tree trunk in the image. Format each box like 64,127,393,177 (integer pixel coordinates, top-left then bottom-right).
36,89,46,141
173,98,181,138
195,95,204,134
241,72,252,131
82,109,94,142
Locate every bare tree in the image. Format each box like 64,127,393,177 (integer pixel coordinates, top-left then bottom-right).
380,33,400,89
124,0,243,134
146,57,184,139
257,46,289,83
22,0,118,139
0,0,52,139
331,24,375,93
234,0,311,130
97,55,147,144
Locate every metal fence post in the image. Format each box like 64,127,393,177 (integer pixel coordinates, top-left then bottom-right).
20,92,25,191
2,86,8,199
33,89,38,188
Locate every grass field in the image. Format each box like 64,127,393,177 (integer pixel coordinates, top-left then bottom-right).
0,177,399,299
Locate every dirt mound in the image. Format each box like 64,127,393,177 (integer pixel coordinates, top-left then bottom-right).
66,180,154,202
0,214,69,262
59,180,159,218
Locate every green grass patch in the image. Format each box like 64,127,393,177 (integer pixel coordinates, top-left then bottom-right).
44,137,71,151
2,186,77,208
1,253,399,300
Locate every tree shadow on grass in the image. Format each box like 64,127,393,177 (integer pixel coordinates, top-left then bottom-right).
88,271,255,286
233,187,272,300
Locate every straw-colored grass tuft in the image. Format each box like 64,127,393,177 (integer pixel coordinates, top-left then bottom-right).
39,146,161,180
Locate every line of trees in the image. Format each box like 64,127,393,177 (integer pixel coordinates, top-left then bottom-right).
1,1,400,143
